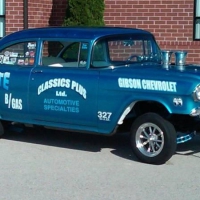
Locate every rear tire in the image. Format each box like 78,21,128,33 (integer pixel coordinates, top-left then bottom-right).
130,113,176,164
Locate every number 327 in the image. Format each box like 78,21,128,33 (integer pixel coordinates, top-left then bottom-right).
97,111,112,121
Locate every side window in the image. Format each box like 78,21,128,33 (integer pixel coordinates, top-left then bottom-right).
144,40,153,55
93,41,107,61
107,39,160,63
41,41,89,68
108,40,144,62
42,41,64,58
61,42,80,62
0,41,36,66
144,40,161,63
91,41,109,67
61,42,89,66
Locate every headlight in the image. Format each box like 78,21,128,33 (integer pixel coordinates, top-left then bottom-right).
193,85,200,101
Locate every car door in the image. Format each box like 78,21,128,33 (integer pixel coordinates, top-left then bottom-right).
28,40,99,129
0,41,37,121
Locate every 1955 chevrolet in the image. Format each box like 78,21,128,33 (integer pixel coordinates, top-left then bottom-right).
0,26,200,164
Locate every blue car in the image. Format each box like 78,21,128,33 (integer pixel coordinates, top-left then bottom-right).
0,26,199,164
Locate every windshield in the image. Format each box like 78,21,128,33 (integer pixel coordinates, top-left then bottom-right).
91,35,161,68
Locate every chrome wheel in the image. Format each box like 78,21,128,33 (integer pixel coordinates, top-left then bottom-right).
131,113,176,164
135,122,164,157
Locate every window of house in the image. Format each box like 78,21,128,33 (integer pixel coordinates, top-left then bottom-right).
0,0,5,38
194,0,200,40
0,41,37,65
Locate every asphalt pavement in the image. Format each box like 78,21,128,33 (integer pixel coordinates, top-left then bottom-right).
0,126,200,200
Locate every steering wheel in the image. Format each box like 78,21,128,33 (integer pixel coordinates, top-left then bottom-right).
127,55,143,62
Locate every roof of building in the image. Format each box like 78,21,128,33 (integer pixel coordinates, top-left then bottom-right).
0,26,152,44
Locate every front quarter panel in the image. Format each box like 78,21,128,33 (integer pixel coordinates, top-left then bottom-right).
97,67,200,134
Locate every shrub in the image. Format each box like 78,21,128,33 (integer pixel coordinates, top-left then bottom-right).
63,0,105,26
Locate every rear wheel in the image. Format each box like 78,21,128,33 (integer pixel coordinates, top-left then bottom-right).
130,113,176,164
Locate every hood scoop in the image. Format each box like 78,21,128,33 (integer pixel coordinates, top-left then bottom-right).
174,51,188,69
161,50,173,68
161,50,188,70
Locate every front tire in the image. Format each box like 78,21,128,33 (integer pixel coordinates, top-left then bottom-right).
130,113,176,164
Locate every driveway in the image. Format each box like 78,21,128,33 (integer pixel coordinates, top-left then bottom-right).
0,125,200,200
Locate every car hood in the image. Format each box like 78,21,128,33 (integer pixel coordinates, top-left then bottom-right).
105,62,200,95
115,62,200,79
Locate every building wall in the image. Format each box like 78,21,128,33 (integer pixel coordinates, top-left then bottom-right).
5,0,66,35
104,0,200,63
28,0,53,28
5,0,24,33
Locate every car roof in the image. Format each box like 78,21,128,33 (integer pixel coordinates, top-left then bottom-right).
0,26,152,45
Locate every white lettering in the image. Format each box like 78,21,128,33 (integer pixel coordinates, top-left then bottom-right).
119,78,177,93
38,78,86,99
118,78,141,89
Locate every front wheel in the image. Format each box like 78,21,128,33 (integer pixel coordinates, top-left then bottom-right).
130,113,177,164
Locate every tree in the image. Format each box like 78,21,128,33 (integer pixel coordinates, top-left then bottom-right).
63,0,105,26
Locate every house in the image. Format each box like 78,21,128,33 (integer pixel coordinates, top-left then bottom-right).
1,0,200,63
